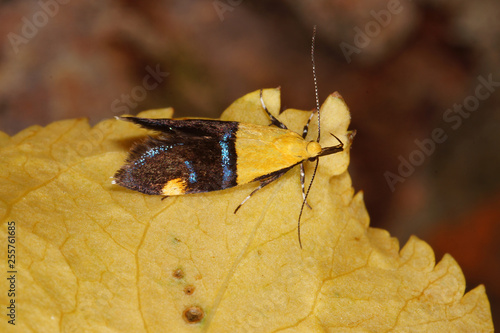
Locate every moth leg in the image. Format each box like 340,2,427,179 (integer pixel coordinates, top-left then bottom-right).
259,89,287,129
300,163,312,209
234,172,285,214
161,195,169,201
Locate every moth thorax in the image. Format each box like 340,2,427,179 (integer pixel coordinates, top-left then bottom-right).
306,141,322,158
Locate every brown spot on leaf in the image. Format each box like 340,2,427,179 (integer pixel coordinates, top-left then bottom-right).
184,285,195,295
173,268,184,279
183,306,204,323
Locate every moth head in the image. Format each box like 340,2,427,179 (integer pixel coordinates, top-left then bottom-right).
309,133,344,161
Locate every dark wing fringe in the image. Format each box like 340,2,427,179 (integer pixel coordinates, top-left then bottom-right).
119,117,238,138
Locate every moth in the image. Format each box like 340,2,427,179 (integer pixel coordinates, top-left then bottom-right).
113,27,348,247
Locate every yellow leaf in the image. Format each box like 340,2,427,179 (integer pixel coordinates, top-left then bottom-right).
0,89,493,332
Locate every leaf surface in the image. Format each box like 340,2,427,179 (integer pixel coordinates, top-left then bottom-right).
0,89,493,332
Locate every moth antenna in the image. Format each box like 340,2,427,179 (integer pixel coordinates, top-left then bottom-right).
311,25,321,143
298,25,321,249
298,159,319,249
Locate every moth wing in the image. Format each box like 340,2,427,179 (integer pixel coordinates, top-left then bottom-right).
234,123,310,185
118,116,235,138
114,134,237,195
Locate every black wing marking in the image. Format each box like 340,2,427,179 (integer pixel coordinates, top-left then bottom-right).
118,116,237,138
115,120,238,195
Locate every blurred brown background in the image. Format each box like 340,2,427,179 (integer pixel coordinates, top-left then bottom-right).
1,0,499,326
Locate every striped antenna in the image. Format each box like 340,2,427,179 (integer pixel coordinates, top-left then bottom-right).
311,25,321,142
298,25,321,249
